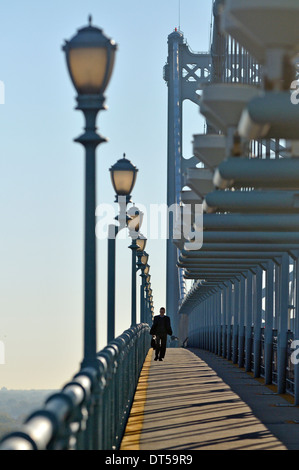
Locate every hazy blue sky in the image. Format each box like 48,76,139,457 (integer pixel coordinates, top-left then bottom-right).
0,0,212,389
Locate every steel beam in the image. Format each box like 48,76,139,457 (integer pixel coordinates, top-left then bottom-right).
181,249,283,258
214,157,299,190
201,214,299,231
183,244,299,253
201,231,299,243
204,190,299,214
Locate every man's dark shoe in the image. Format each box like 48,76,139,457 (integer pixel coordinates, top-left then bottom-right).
154,357,158,361
159,358,163,361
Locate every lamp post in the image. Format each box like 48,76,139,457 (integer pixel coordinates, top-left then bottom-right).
107,155,138,342
145,275,151,324
137,247,148,323
128,208,144,327
136,234,147,253
62,17,117,369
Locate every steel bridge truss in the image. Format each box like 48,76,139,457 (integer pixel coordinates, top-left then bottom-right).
165,0,299,404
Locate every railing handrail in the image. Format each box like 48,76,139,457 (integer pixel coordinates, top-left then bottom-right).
0,323,150,451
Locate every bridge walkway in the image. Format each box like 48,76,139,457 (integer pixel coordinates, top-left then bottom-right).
120,348,299,450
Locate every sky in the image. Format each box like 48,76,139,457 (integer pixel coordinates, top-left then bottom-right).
0,0,212,389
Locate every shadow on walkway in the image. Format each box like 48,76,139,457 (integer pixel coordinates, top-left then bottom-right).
122,348,299,450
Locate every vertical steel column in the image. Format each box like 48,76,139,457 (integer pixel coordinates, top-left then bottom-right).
253,267,263,378
265,261,274,385
217,290,222,355
210,295,214,352
207,297,210,350
227,283,232,361
274,263,280,331
232,279,240,364
166,31,184,337
221,288,225,356
209,297,212,351
207,299,210,350
294,254,299,405
203,303,206,349
198,303,203,349
245,272,253,372
211,295,214,352
205,297,208,349
212,292,217,353
206,297,210,351
200,303,203,348
238,276,246,368
222,286,227,357
277,254,289,394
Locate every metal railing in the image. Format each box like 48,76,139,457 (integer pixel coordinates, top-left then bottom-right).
196,321,297,397
0,323,150,450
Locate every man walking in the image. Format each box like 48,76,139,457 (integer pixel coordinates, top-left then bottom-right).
150,307,172,361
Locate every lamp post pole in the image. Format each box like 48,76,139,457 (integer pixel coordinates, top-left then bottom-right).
62,19,117,370
107,224,117,343
129,237,138,326
146,287,150,324
136,240,147,324
140,271,146,322
76,97,105,369
145,276,151,324
107,197,129,343
137,255,146,323
107,156,138,342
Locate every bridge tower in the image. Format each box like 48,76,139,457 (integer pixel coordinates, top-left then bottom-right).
163,28,211,338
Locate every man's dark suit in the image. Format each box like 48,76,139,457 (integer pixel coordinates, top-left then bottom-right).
150,315,172,360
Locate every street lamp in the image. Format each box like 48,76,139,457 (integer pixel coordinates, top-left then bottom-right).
144,265,150,276
127,205,143,233
110,154,138,204
136,234,147,253
141,252,149,266
107,155,138,342
62,18,117,369
63,15,116,97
